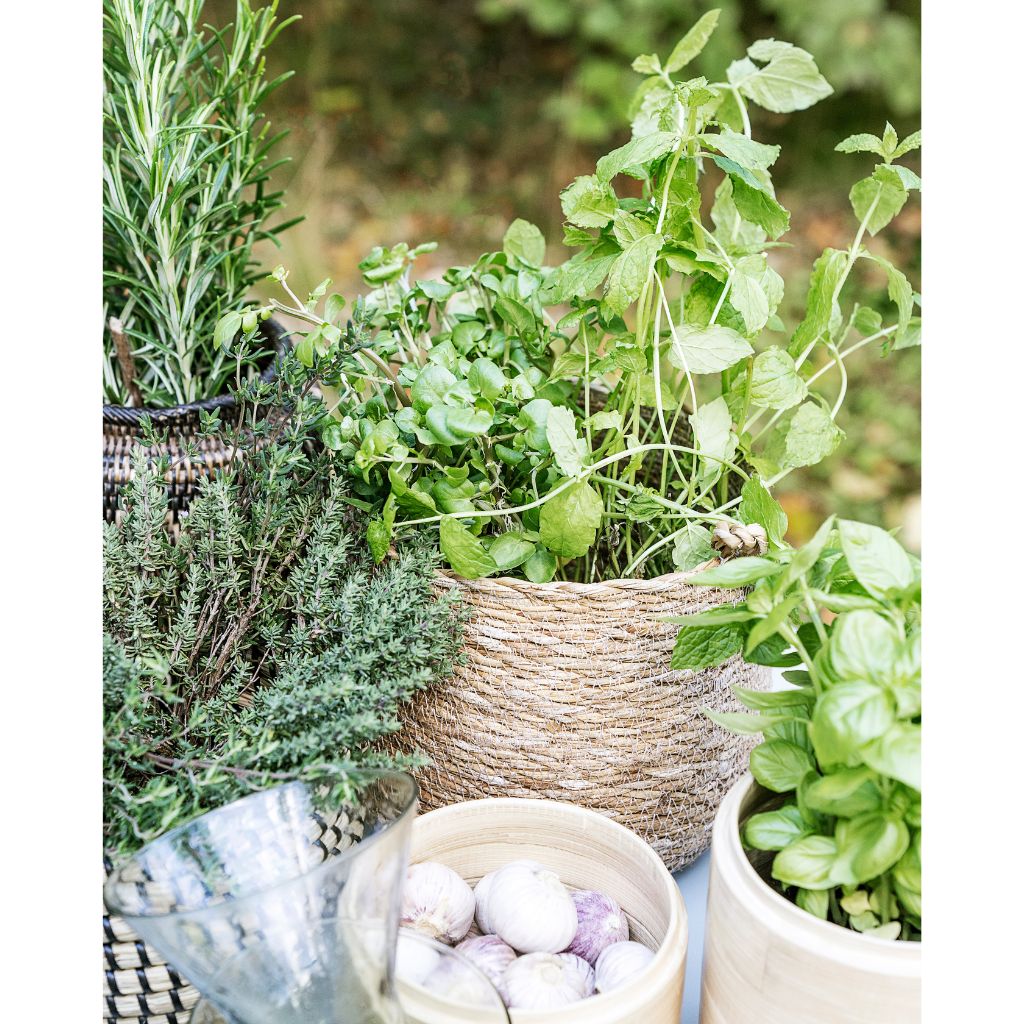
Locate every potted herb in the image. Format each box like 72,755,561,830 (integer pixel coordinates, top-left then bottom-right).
102,0,299,523
221,10,920,868
670,513,920,1022
102,350,465,1023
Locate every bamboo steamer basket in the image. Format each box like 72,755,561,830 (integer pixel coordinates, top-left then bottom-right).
407,797,688,1024
700,774,921,1024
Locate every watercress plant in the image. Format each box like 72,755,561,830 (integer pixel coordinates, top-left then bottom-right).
668,486,921,939
220,10,921,583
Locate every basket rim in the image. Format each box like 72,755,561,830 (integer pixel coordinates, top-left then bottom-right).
102,318,290,426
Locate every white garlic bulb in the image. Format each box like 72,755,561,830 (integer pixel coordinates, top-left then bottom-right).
401,862,475,944
486,861,578,953
454,935,517,988
594,940,655,993
557,952,596,997
394,929,442,986
474,859,542,935
499,952,590,1010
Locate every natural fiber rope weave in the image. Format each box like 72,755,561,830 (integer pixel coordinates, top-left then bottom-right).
388,566,769,871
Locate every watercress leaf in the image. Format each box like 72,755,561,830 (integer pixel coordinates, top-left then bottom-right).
488,532,536,572
749,346,808,410
668,323,753,374
787,248,847,358
738,39,833,113
834,813,910,884
410,363,457,413
744,805,812,851
560,174,618,228
502,218,546,267
803,767,883,818
702,126,780,171
862,722,921,790
739,475,788,547
546,406,588,478
772,834,840,889
849,165,908,236
663,8,720,72
762,401,844,470
690,396,737,485
597,131,679,182
670,623,744,670
493,295,538,336
443,406,493,438
892,130,922,159
516,398,554,451
690,557,782,588
810,681,895,767
672,523,715,571
838,519,914,598
523,546,557,584
835,133,884,156
539,480,604,558
604,231,664,315
439,516,498,580
366,518,391,565
750,739,815,792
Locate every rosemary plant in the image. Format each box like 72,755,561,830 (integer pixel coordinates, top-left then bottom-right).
102,0,299,407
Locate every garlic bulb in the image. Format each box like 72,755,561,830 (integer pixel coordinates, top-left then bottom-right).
395,930,442,986
487,861,578,953
557,952,596,997
454,935,517,988
499,952,590,1010
474,859,542,935
594,940,655,993
401,862,475,944
422,957,500,1008
566,889,629,965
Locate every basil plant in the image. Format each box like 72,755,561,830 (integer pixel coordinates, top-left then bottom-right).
220,10,920,584
670,485,921,940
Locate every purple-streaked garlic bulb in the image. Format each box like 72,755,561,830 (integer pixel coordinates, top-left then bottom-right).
454,935,517,988
401,862,475,944
557,952,596,997
594,940,656,993
499,952,590,1010
565,890,629,965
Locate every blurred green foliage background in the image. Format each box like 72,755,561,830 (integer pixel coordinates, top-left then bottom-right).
209,0,921,546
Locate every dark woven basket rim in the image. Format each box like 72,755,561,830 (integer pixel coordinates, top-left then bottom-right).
103,318,290,428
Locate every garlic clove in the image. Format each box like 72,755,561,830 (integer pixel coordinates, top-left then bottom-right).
454,935,517,989
486,861,578,953
401,862,475,944
594,940,656,993
499,952,589,1010
557,952,596,997
474,859,543,935
566,889,630,965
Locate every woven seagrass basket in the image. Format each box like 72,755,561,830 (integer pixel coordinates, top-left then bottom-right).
102,319,289,526
388,565,769,872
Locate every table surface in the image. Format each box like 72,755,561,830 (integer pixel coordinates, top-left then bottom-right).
672,850,710,1024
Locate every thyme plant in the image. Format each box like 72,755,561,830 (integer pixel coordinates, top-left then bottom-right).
102,353,464,854
103,0,299,407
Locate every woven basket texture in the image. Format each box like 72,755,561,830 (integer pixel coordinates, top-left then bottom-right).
102,320,288,527
388,568,769,871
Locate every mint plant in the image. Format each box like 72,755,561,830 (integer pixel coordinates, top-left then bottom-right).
668,488,921,938
219,10,920,584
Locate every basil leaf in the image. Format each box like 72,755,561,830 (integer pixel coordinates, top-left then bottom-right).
750,738,815,792
838,519,914,598
744,805,811,851
834,813,910,884
809,681,895,768
690,556,782,588
772,834,840,890
862,722,921,791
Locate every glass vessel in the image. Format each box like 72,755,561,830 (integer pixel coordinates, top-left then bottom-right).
104,773,419,1024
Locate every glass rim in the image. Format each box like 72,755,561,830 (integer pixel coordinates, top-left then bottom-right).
104,769,419,920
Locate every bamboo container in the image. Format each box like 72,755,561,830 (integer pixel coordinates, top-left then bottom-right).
407,797,688,1024
700,774,921,1024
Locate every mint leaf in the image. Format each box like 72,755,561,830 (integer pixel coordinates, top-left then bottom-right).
763,401,844,469
866,252,913,341
727,168,790,239
835,133,884,156
672,523,715,571
561,175,617,228
439,516,498,580
749,346,808,410
669,322,753,375
849,165,908,235
539,480,604,558
739,475,788,547
546,405,588,478
729,255,772,334
604,230,663,314
703,126,780,171
671,622,744,670
596,131,678,182
663,9,721,72
541,251,617,303
502,218,546,267
892,130,922,159
690,396,737,485
738,39,833,113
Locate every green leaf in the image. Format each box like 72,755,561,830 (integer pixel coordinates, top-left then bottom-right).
744,594,802,654
596,131,679,182
744,805,811,851
668,323,752,374
834,813,909,884
865,253,913,342
828,611,901,684
733,685,814,712
664,9,721,72
749,347,807,411
516,398,553,450
739,475,788,547
604,231,664,315
664,606,756,628
410,363,457,413
690,557,782,588
803,767,882,817
796,887,830,919
704,709,783,735
892,130,922,159
542,252,618,303
702,127,780,171
488,532,536,572
439,516,498,580
762,402,844,470
560,174,617,228
838,519,914,598
467,357,507,401
750,739,815,792
862,722,921,790
809,681,895,767
493,295,538,336
773,834,840,889
214,311,242,351
892,831,922,917
546,406,588,478
849,165,908,236
672,523,715,571
671,623,744,671
737,39,833,113
835,133,884,156
523,546,557,584
502,218,546,267
690,397,736,485
788,248,847,358
539,480,604,559
713,157,790,239
366,519,390,564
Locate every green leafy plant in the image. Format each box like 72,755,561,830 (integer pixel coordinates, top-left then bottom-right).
102,352,464,853
103,0,300,407
668,488,920,938
221,11,920,584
